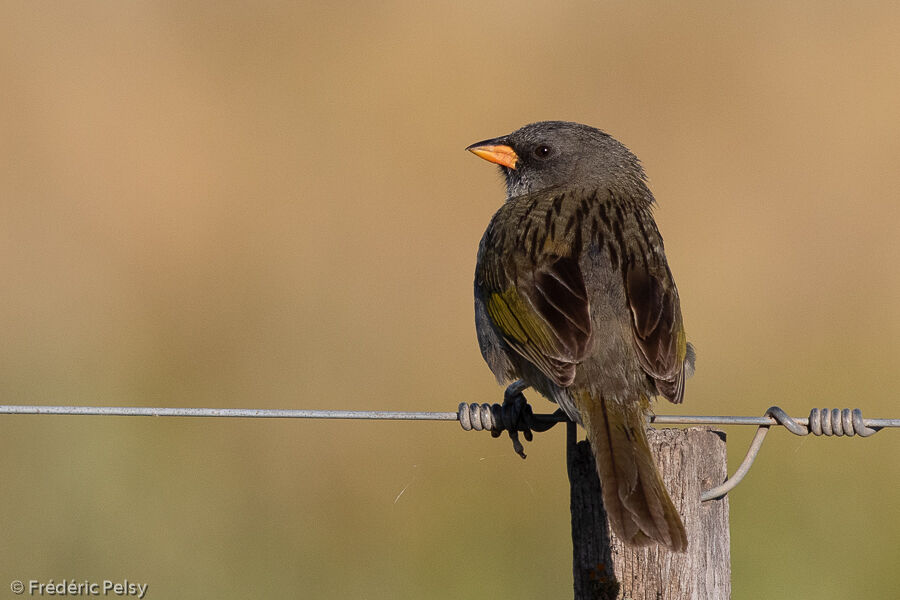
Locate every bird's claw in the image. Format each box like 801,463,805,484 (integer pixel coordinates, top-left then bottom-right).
498,381,534,459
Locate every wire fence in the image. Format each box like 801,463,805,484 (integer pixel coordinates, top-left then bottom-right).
2,402,897,501
0,405,460,420
2,403,898,430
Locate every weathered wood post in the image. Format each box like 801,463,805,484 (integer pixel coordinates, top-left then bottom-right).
567,423,731,599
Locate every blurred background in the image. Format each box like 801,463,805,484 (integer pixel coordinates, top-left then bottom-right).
1,2,898,598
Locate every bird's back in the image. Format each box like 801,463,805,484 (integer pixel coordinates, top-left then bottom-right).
475,184,672,406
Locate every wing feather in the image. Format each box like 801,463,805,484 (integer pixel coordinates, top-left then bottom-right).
626,262,689,404
484,255,591,387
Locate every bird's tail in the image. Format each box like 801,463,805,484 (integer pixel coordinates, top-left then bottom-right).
576,391,688,551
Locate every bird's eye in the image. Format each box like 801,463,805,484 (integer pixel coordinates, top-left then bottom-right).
533,145,552,159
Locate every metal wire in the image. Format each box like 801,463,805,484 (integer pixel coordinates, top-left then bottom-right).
1,403,897,429
0,405,459,420
455,402,896,501
698,407,886,501
2,403,896,502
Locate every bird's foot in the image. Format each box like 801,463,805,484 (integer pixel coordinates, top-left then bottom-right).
492,380,535,459
458,380,567,457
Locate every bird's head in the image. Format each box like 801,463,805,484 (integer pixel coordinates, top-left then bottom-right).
467,121,649,201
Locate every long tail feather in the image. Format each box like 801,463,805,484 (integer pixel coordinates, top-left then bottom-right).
577,392,687,551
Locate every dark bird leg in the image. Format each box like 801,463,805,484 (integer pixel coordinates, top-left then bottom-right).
493,380,534,459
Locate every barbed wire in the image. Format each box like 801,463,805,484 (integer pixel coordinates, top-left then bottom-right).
2,403,896,500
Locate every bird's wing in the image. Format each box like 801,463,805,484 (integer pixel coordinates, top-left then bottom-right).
625,261,689,404
483,254,592,387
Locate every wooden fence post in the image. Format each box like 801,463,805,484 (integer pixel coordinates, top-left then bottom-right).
567,423,731,599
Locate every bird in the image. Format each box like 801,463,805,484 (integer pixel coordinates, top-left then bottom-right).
467,121,694,551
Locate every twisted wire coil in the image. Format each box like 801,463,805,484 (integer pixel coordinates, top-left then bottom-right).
458,403,885,500
804,407,876,436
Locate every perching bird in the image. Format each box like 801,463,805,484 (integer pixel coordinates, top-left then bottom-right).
468,121,694,551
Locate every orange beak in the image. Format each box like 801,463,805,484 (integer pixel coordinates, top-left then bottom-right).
466,140,518,170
